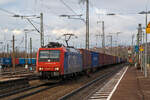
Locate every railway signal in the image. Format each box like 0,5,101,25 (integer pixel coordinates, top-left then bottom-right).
139,46,144,51
146,22,150,33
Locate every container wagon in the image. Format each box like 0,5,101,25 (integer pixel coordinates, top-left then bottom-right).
79,49,91,71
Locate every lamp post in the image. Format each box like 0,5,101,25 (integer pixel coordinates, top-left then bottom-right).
131,34,135,65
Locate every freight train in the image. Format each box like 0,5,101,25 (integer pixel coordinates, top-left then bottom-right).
36,42,126,79
0,58,36,67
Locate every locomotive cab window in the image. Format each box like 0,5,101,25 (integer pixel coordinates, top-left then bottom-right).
39,50,60,62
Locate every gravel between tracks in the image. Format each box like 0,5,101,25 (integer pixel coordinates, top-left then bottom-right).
22,64,124,100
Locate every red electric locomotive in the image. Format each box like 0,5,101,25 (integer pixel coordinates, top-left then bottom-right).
36,42,82,79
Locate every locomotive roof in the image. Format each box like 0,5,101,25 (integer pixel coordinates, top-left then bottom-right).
39,42,80,53
66,47,80,53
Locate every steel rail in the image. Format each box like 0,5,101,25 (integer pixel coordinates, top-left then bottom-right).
11,83,61,100
0,81,60,99
0,83,46,98
59,66,123,100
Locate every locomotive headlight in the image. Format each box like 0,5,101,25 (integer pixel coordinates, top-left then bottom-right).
39,68,42,70
55,67,59,71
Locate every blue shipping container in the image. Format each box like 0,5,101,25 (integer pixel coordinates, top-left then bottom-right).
19,58,26,65
91,52,99,67
64,51,82,74
0,58,1,64
31,58,36,65
27,58,36,65
0,58,12,66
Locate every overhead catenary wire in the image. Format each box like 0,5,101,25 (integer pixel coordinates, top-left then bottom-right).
0,7,52,31
40,3,60,16
0,7,16,15
59,0,77,15
15,36,24,48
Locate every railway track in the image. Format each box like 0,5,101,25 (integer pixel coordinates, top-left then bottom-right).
0,70,35,77
58,65,124,100
0,64,126,100
1,80,62,100
22,64,125,100
0,71,39,82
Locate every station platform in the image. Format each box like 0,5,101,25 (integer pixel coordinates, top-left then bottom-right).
111,66,150,100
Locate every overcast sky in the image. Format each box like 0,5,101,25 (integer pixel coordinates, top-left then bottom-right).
0,0,150,51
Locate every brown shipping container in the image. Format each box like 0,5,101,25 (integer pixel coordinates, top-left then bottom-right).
110,55,113,64
107,55,110,65
108,55,110,64
79,49,91,70
102,54,105,65
99,53,104,66
113,56,115,64
103,54,107,65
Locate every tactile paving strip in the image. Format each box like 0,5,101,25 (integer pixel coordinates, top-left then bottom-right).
88,66,128,100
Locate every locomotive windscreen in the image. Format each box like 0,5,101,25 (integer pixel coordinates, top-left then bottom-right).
39,50,60,62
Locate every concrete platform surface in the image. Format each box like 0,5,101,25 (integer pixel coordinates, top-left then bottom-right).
111,66,150,100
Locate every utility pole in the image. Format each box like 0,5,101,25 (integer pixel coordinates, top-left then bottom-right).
140,31,144,72
96,34,98,46
137,24,142,69
7,44,9,57
142,31,145,72
12,35,15,73
131,34,134,49
109,32,121,56
145,11,148,77
97,21,105,53
131,34,134,64
3,45,6,57
86,0,89,49
30,38,32,64
108,35,113,53
95,34,102,47
25,32,28,67
116,32,121,56
40,13,44,47
139,28,143,71
102,21,105,49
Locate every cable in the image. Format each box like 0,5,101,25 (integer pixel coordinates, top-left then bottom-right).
29,19,53,30
0,7,16,15
0,7,51,31
59,0,77,15
89,1,94,8
41,3,59,16
16,36,24,48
